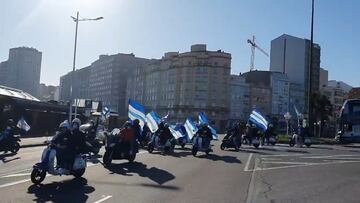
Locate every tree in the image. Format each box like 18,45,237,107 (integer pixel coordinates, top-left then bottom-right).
310,93,333,136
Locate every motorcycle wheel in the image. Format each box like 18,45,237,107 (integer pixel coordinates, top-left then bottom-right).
192,147,198,157
73,168,86,178
147,144,154,153
181,143,185,149
289,141,295,147
220,143,225,150
305,144,311,148
103,150,113,167
253,143,260,149
128,153,136,162
205,150,210,155
31,168,46,185
11,142,20,153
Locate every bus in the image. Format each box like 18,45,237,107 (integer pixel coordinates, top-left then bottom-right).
337,99,360,143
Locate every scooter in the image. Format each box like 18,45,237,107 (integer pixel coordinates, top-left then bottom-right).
192,136,212,156
289,134,312,148
30,144,87,185
252,136,260,148
147,134,175,154
0,134,21,153
220,136,241,151
268,136,277,146
103,129,138,167
176,136,187,149
80,124,102,155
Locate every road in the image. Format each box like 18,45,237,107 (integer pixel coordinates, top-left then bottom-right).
1,138,360,203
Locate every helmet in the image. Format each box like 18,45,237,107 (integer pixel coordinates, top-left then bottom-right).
71,118,81,130
134,119,140,125
59,120,69,130
123,121,132,128
7,119,14,126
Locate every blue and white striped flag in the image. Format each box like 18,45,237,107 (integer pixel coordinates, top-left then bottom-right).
128,99,146,128
146,111,161,133
198,112,218,140
169,125,185,139
249,110,268,132
184,117,198,140
102,106,111,119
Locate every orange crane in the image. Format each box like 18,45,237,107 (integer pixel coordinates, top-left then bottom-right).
247,35,269,71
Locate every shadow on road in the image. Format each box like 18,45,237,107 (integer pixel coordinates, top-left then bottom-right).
106,162,176,185
27,177,95,203
197,154,242,164
0,152,20,163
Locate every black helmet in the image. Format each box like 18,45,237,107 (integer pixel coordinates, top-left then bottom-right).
134,119,140,125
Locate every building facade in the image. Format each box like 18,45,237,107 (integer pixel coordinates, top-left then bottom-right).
126,44,231,130
39,84,60,101
348,88,360,99
229,74,250,123
243,70,289,117
0,47,42,97
60,66,91,102
59,54,149,117
320,68,328,88
321,80,353,119
270,34,321,112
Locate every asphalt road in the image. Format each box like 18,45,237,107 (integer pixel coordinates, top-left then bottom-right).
0,138,360,203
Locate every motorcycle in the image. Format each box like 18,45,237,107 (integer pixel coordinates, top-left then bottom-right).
139,132,152,148
289,134,312,148
103,129,138,167
80,124,102,155
30,144,87,185
147,133,175,154
192,136,212,156
252,136,260,148
0,134,21,153
268,135,277,146
176,136,187,149
220,136,241,151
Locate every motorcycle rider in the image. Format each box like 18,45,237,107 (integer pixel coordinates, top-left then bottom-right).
0,119,18,151
196,123,213,148
140,122,151,146
132,119,142,140
51,120,71,168
264,124,275,145
156,122,172,146
119,121,136,154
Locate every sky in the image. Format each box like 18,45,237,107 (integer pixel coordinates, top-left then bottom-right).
0,0,359,87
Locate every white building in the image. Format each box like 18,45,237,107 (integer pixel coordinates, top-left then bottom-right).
271,72,290,116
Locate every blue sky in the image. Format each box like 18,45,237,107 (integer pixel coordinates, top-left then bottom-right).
0,0,359,86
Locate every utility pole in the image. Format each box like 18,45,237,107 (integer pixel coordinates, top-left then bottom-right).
308,0,315,135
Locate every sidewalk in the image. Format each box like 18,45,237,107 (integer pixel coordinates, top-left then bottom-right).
20,136,53,148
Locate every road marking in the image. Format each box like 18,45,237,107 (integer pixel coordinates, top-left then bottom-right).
244,153,253,172
245,156,259,203
0,179,30,189
248,160,360,172
0,173,31,178
93,195,112,203
0,150,149,189
261,161,310,165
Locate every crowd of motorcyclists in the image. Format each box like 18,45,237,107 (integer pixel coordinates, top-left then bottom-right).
0,115,311,184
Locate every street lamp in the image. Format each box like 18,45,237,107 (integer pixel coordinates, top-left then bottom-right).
68,12,103,122
284,112,292,136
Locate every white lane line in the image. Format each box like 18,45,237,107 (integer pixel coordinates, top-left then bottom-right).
245,156,259,203
93,195,112,203
0,179,30,189
247,160,360,172
261,161,309,165
0,173,31,178
244,153,253,172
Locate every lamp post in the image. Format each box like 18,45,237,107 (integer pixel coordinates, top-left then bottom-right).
307,0,315,135
284,112,292,136
68,12,103,122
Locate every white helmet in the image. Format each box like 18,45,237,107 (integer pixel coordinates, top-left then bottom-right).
59,120,70,130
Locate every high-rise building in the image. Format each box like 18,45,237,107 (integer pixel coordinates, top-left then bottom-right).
126,44,231,130
60,66,91,102
59,54,149,117
0,47,42,96
242,70,289,117
229,74,250,124
270,34,321,112
320,68,328,88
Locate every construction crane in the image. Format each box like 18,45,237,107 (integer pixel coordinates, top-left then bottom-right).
247,35,269,71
